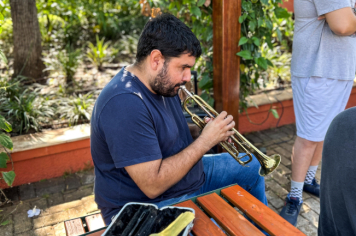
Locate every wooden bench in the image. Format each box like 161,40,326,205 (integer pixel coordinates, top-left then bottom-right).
65,184,306,236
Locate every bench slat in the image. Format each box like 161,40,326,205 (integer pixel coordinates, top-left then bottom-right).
175,200,225,236
221,185,306,236
197,193,264,236
64,218,85,236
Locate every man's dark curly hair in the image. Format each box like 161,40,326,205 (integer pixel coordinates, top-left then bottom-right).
135,13,202,64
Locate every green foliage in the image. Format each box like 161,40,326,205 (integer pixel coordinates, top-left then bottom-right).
238,0,292,111
0,113,16,198
57,45,82,91
87,35,111,71
0,81,54,134
56,93,95,126
154,0,292,111
35,0,147,50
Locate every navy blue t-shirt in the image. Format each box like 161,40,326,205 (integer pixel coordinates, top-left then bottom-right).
90,67,205,210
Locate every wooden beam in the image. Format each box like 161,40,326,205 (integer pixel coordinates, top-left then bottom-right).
213,0,241,129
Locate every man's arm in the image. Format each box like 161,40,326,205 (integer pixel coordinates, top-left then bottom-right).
125,111,235,199
325,7,356,36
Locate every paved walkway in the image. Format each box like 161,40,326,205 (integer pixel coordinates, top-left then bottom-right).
0,123,320,236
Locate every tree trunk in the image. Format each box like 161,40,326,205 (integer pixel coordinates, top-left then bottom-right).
10,0,45,84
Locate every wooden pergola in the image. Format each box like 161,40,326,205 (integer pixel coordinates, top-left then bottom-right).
212,0,242,129
212,0,293,130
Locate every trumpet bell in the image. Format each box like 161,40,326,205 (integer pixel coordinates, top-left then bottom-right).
180,85,281,176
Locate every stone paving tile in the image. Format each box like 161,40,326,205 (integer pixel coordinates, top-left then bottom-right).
63,185,93,202
64,175,81,191
67,205,86,219
81,195,99,214
34,178,65,197
266,190,284,209
0,215,13,236
302,209,319,228
53,222,66,236
19,184,36,201
33,225,55,236
33,211,69,229
269,169,289,188
13,212,32,234
304,197,320,214
274,146,292,160
297,215,310,228
45,200,83,215
48,193,64,208
0,201,31,216
299,224,318,236
265,179,289,199
275,163,291,175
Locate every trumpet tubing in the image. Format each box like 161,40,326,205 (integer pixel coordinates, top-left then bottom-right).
180,85,281,176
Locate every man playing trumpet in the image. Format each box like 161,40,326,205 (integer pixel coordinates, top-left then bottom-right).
90,13,267,225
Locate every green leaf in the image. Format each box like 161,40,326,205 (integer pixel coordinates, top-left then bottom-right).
0,133,13,150
276,28,282,42
267,59,274,67
198,75,211,89
0,50,7,64
200,92,209,101
197,0,206,7
191,6,201,17
270,109,279,119
0,12,4,21
274,7,290,19
238,37,249,46
248,20,256,31
2,171,15,186
237,50,252,60
258,18,264,27
252,37,260,46
256,57,268,70
1,220,10,226
0,116,12,132
0,152,9,168
242,1,252,11
260,0,268,4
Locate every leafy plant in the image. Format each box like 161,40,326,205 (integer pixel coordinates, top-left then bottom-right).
56,93,95,126
0,85,54,134
87,35,111,71
57,45,81,91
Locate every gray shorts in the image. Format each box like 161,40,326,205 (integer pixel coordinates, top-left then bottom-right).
292,76,353,142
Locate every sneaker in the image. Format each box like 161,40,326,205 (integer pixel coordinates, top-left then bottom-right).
303,178,320,197
279,195,302,226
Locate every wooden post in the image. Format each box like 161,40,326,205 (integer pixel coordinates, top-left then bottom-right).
213,0,241,129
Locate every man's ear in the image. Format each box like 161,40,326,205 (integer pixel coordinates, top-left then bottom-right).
149,50,164,71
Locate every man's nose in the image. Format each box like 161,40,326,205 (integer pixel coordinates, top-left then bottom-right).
183,70,191,82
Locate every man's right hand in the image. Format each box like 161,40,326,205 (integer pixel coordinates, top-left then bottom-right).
199,111,235,148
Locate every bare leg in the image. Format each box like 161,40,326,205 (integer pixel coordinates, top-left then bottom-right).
291,136,320,182
310,141,323,166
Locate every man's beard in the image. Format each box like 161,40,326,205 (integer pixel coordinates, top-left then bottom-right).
150,61,185,97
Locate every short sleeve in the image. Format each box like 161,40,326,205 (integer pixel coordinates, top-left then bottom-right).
314,0,351,16
98,93,162,168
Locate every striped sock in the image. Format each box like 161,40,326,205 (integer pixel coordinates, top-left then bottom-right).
304,165,318,184
290,180,304,200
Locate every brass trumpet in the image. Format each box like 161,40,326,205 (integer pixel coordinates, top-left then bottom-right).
180,85,281,176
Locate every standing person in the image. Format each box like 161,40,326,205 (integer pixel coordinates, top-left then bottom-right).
280,0,356,226
90,13,267,226
318,107,356,236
